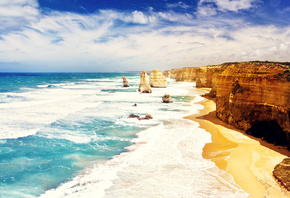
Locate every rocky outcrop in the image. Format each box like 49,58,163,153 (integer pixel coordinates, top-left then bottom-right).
149,70,167,88
128,114,140,119
139,70,152,93
128,113,153,120
215,61,290,148
273,157,290,191
162,94,173,103
122,76,129,87
139,113,153,120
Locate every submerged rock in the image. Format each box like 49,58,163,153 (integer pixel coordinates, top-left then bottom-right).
273,157,290,191
149,69,167,88
139,70,152,93
162,94,173,103
122,76,129,87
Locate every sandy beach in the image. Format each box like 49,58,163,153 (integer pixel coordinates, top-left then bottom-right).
185,96,290,198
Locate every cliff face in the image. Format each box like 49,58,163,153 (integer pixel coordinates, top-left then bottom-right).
164,68,198,82
165,61,290,148
164,65,222,88
149,70,167,88
215,62,290,148
195,66,223,99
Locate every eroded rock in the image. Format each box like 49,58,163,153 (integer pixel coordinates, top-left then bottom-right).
128,113,153,120
149,69,167,88
139,70,152,93
122,76,129,87
162,94,173,103
273,157,290,191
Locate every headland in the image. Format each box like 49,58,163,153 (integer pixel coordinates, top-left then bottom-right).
165,61,290,197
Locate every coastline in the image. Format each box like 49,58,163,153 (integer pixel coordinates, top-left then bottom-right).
185,93,290,198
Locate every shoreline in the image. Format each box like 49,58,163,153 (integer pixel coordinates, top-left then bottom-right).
184,95,290,198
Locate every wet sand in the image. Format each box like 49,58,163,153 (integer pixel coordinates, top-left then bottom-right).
185,97,290,198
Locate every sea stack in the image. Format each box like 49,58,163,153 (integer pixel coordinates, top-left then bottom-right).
139,70,152,93
162,94,173,103
122,76,129,87
149,69,167,88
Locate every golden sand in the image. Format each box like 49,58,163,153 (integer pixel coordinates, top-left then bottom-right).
185,98,290,198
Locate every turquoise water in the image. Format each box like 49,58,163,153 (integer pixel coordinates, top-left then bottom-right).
0,73,196,197
0,73,138,197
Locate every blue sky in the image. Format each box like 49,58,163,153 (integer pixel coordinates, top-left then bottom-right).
0,0,289,72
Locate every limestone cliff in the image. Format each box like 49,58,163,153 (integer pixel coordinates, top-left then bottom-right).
149,70,167,88
164,68,198,82
195,65,223,89
163,65,222,86
215,61,290,148
139,70,152,93
164,61,290,148
163,69,179,79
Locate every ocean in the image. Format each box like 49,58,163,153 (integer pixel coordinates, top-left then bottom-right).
0,73,248,198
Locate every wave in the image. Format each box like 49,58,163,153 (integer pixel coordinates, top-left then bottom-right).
41,120,247,198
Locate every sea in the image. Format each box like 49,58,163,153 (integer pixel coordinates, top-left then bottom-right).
0,72,248,198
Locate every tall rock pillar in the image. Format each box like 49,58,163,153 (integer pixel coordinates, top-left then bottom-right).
139,70,152,93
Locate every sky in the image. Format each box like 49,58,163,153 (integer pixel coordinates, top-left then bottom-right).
0,0,289,72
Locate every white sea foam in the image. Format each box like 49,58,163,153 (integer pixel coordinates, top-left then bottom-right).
40,83,248,198
41,120,248,198
0,86,102,139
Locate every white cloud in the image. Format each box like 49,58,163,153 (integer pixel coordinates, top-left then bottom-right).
197,0,259,17
214,0,258,12
196,4,217,16
0,0,40,31
0,6,289,71
167,1,191,9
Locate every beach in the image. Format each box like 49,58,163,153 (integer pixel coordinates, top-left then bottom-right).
185,94,290,198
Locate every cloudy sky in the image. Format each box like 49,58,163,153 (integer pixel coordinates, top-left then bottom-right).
0,0,289,72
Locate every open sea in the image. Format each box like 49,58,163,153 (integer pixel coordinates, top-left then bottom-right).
0,73,248,198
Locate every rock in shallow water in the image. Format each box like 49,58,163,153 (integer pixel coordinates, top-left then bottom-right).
162,94,173,103
273,157,290,191
122,76,129,87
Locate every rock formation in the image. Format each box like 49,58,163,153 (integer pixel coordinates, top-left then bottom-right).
149,70,167,88
215,61,290,148
196,65,223,88
164,68,198,82
139,113,153,120
162,94,173,103
128,114,140,119
273,157,290,191
163,65,222,87
165,61,290,148
128,113,153,120
139,70,152,93
122,76,129,87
